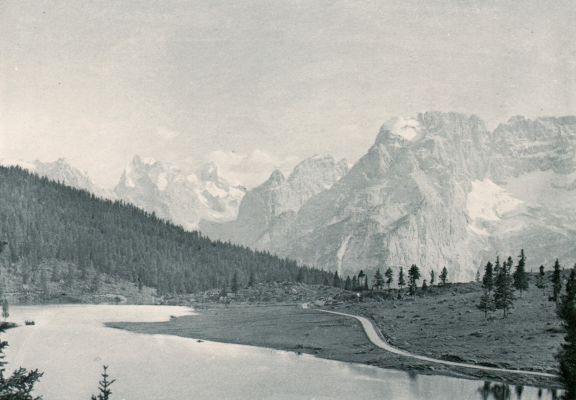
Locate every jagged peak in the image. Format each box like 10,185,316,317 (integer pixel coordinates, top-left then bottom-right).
263,169,285,186
130,154,159,167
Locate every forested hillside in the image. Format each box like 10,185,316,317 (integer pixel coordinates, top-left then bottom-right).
0,166,330,294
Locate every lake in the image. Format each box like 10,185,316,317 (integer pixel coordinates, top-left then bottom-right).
4,305,559,400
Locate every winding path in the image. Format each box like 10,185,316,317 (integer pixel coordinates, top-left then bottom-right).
317,308,557,379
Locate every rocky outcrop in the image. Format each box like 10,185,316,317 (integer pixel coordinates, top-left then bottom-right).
114,155,245,230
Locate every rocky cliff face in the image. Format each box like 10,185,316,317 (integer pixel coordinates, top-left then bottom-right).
201,112,576,281
199,155,348,248
114,155,245,230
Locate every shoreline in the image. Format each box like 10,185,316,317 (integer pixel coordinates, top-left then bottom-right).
108,303,562,390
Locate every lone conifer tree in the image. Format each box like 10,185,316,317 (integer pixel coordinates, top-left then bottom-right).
398,267,406,291
373,269,384,291
344,276,351,291
552,259,562,303
91,365,115,400
384,268,393,289
494,259,514,318
557,266,576,399
482,261,494,293
422,279,428,291
479,260,495,319
439,267,448,286
536,265,546,289
430,270,435,286
513,249,529,295
408,264,421,296
333,271,341,288
357,270,366,290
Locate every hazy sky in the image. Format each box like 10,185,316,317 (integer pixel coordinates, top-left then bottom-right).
1,0,575,187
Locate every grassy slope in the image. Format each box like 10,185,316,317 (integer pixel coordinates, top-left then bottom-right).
338,282,562,374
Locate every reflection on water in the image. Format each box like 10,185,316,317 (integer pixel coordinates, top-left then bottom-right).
478,381,560,400
4,305,562,400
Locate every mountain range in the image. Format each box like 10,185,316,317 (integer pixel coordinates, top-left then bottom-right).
4,112,575,281
201,113,576,281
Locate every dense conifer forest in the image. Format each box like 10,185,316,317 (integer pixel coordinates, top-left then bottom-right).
0,166,331,294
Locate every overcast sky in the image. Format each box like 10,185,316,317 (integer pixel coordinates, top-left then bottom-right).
1,0,575,187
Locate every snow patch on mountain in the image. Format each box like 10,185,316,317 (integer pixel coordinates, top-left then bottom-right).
384,116,421,141
336,235,352,275
467,179,523,222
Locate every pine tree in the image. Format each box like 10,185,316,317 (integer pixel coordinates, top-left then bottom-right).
333,272,341,288
475,269,481,283
363,275,369,291
344,276,352,291
478,291,495,319
352,276,358,291
408,264,421,296
373,269,384,291
513,249,529,295
482,261,494,293
536,265,546,289
557,266,576,399
479,260,496,319
429,270,435,286
494,256,501,276
494,260,514,318
0,324,43,399
91,365,116,400
398,267,406,291
384,268,394,289
439,267,448,286
422,279,428,291
552,259,562,303
357,270,365,291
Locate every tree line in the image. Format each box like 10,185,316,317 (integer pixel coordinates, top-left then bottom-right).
325,265,450,297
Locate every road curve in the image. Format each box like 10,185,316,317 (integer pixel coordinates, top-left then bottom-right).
317,309,557,379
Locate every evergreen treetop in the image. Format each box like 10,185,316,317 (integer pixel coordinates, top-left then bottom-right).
512,249,529,294
482,261,494,292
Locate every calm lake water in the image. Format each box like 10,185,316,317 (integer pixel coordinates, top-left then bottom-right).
4,305,559,400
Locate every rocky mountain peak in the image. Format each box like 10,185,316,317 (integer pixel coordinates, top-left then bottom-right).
114,155,245,230
262,169,286,187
